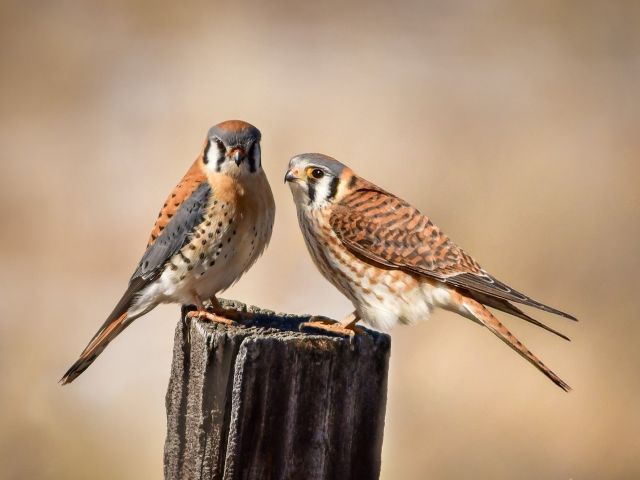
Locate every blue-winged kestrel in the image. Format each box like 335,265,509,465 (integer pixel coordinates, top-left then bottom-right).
62,120,275,384
285,153,575,391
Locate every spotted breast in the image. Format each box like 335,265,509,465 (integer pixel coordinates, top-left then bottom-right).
146,167,275,307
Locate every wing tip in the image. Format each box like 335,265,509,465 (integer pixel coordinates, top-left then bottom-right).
542,305,578,322
59,361,85,385
555,377,572,392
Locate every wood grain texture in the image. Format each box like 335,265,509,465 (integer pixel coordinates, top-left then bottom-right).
164,300,391,480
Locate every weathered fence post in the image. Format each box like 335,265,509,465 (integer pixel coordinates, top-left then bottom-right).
164,299,391,480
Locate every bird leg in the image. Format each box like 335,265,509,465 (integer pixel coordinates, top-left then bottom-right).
300,311,365,337
186,294,236,325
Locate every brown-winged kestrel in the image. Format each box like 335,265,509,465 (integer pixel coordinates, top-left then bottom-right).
61,120,275,384
285,153,575,391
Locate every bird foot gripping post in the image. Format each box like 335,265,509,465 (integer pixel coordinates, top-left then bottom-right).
164,299,391,480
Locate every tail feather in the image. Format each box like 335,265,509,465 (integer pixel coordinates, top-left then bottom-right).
461,298,571,392
469,292,570,341
60,312,130,385
61,276,154,385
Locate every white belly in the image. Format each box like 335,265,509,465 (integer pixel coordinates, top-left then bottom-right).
355,276,454,331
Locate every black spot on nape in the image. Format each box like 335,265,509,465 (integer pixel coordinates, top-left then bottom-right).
348,175,357,189
202,139,211,164
328,176,340,200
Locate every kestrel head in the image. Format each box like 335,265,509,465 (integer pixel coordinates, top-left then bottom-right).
203,120,262,177
285,153,357,209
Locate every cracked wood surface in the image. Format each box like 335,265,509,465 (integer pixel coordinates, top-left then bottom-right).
164,300,391,480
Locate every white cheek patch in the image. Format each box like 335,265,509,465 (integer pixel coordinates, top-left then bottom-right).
204,139,227,172
311,177,332,206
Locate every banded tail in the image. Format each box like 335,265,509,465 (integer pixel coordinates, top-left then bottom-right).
462,297,571,391
61,311,132,385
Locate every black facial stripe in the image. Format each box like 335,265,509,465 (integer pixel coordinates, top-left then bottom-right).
248,143,258,173
202,140,211,165
215,140,226,172
308,182,316,205
328,176,340,200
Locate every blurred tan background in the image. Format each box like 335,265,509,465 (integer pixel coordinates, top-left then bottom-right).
1,0,639,478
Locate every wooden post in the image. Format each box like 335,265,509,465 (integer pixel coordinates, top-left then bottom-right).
164,300,391,480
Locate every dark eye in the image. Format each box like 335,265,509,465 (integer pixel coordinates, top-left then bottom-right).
310,168,324,179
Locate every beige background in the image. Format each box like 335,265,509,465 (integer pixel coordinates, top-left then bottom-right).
1,1,639,478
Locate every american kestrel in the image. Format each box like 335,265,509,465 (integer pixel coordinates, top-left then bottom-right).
285,153,575,391
62,120,275,384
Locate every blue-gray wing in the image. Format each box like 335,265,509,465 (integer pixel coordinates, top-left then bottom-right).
88,180,211,347
132,181,212,282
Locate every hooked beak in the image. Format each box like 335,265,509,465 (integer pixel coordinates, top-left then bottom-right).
284,168,300,184
229,148,246,166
